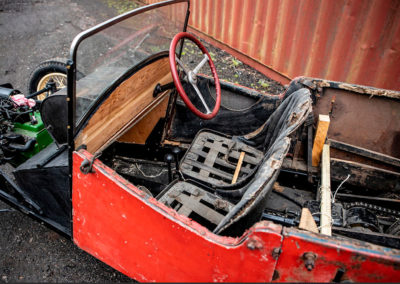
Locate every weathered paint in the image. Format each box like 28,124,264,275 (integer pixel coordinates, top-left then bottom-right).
274,228,400,282
143,0,400,91
72,150,282,282
304,76,400,159
72,150,400,282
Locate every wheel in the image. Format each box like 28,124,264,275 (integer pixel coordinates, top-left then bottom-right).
28,58,68,100
169,32,221,120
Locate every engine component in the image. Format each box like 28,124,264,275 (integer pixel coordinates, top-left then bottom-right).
0,86,20,97
386,219,400,235
345,206,381,233
304,200,344,227
344,201,400,217
0,92,53,165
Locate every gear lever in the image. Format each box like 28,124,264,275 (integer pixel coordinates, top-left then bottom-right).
164,153,174,183
172,146,181,174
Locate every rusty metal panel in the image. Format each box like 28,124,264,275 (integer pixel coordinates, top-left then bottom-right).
142,0,400,91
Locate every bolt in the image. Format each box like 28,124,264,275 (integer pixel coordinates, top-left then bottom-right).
246,237,263,250
303,252,316,271
272,248,281,260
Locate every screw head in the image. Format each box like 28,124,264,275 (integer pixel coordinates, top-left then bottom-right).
303,252,316,271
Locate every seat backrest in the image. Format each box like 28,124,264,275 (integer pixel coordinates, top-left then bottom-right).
213,136,291,236
179,88,312,195
40,94,68,146
236,88,312,152
212,89,312,235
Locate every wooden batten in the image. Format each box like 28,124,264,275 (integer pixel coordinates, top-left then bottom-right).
231,151,245,184
320,144,332,236
312,114,330,166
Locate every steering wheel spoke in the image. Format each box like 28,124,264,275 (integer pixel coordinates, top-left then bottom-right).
175,55,190,75
169,32,221,120
191,81,212,114
193,54,209,75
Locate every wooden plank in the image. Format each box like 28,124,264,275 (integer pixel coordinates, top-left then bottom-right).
307,125,314,183
299,208,319,233
329,139,400,168
201,141,262,165
199,140,222,178
117,95,169,144
177,194,225,225
189,147,253,174
75,57,172,153
231,152,245,184
312,114,330,166
184,171,228,186
183,156,234,180
181,131,264,186
320,144,332,236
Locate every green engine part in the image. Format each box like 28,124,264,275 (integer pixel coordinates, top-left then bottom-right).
12,110,53,160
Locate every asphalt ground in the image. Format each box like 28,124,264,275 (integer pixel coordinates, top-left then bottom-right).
0,0,283,282
0,1,132,282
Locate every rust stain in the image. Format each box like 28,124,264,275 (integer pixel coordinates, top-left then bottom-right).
247,235,264,250
337,83,400,99
142,0,400,91
273,182,284,193
312,84,400,158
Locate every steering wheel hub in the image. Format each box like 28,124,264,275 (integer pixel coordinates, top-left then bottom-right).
188,71,197,84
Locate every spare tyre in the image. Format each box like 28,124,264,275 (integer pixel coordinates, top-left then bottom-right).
28,58,68,100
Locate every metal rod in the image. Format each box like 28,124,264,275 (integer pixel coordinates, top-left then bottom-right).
26,85,52,99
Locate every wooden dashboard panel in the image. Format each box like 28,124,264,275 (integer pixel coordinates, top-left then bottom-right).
117,95,169,144
75,57,172,153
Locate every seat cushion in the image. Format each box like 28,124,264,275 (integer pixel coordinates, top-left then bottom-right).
157,180,234,231
180,131,264,187
213,136,291,235
179,89,312,189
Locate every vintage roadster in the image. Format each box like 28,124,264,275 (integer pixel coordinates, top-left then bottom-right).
1,0,400,282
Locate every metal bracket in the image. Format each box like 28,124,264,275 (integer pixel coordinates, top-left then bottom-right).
80,152,102,174
153,82,175,97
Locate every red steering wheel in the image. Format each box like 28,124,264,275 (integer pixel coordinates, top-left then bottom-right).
169,32,221,120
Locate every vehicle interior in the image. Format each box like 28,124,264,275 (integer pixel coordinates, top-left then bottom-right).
1,0,400,250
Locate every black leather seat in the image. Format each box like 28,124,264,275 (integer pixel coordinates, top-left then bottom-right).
159,88,312,235
179,88,312,190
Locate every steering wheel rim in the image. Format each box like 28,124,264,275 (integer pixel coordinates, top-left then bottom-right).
169,32,221,120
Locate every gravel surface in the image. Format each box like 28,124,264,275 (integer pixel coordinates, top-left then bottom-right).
0,0,284,282
181,40,285,94
0,1,132,282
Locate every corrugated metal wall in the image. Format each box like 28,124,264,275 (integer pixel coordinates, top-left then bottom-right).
144,0,400,91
